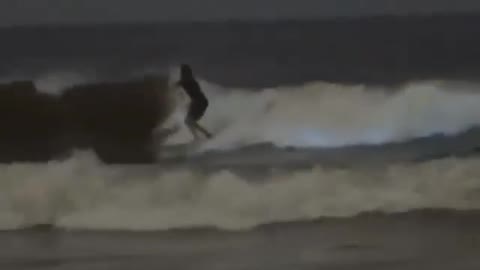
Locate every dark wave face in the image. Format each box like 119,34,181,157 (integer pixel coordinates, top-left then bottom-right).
0,75,174,163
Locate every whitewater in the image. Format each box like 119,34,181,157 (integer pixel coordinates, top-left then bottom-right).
1,73,480,231
1,150,480,231
163,78,480,151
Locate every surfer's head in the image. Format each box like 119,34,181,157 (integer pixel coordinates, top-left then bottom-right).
179,64,194,81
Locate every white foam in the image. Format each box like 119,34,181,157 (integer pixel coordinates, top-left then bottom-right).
33,71,92,96
162,80,480,152
1,151,480,231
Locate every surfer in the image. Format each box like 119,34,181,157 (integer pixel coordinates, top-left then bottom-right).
176,64,212,140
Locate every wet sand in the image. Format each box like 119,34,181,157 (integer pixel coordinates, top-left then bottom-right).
1,210,479,270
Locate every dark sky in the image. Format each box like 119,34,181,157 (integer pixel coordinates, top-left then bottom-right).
1,0,480,26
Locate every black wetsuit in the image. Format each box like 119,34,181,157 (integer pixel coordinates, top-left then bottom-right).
178,66,208,122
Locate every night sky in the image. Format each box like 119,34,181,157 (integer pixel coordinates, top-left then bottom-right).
1,0,480,26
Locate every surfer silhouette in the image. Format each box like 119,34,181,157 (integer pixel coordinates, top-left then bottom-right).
176,64,212,140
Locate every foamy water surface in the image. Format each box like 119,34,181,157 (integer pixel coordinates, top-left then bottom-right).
2,73,480,231
1,150,480,231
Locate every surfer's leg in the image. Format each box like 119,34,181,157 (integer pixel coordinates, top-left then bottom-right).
186,102,210,140
185,118,200,140
192,122,212,138
185,116,212,140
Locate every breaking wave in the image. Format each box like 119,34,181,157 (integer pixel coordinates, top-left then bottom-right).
1,151,480,231
4,71,480,153
2,72,480,231
164,79,480,152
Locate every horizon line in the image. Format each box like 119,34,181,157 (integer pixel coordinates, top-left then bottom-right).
1,10,479,29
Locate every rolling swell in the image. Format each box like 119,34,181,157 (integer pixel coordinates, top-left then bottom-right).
0,74,174,163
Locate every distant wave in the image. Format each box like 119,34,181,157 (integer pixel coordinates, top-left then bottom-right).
1,151,480,231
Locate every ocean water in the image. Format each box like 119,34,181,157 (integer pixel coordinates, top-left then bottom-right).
2,14,480,269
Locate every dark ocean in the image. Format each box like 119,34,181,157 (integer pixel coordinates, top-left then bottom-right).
2,12,480,87
2,13,480,269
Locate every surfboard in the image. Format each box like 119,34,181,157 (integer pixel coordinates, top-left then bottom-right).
159,135,214,160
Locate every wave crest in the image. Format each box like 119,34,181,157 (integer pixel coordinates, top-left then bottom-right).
176,80,480,151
